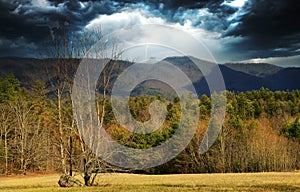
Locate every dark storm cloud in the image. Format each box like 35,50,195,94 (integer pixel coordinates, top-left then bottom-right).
0,0,121,56
224,0,300,59
0,0,300,62
0,0,227,57
114,0,228,30
113,0,216,10
0,0,226,41
0,0,119,38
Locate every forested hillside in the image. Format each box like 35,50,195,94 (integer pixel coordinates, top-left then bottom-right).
1,57,300,96
0,75,299,177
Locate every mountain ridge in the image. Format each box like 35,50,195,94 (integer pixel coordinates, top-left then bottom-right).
0,57,299,97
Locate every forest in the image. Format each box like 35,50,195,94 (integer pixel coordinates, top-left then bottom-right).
0,74,299,185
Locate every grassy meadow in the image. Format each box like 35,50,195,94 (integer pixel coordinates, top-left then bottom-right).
0,172,300,192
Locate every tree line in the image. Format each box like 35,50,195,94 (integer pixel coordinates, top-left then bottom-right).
0,75,299,180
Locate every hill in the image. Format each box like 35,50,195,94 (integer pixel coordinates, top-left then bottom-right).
224,63,282,77
0,57,299,97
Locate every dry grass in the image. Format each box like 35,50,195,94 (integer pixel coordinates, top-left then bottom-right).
0,172,299,191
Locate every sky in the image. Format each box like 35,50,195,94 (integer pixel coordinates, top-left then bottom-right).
0,0,300,66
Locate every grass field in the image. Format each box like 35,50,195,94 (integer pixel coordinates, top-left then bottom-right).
0,172,300,192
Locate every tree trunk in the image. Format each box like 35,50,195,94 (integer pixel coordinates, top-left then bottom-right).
20,123,25,175
83,158,91,186
220,126,226,173
4,131,8,175
58,90,67,174
69,135,72,176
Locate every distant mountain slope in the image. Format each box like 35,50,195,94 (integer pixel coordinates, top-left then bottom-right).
0,57,44,81
0,57,299,97
266,67,300,90
162,57,300,94
219,65,269,92
224,63,282,77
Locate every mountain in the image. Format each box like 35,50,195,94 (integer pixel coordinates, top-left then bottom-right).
224,63,282,77
163,57,300,94
0,57,45,82
0,57,299,97
266,67,300,90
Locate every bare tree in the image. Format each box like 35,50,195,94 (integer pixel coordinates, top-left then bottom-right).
74,29,123,186
46,27,81,174
8,87,48,175
47,27,123,185
0,104,14,174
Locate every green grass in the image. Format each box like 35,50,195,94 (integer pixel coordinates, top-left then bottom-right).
0,172,300,191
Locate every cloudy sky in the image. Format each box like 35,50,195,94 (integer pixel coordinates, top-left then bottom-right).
0,0,300,66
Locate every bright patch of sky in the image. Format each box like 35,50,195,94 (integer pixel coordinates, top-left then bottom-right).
241,55,300,67
31,0,50,7
84,9,223,62
222,0,248,8
79,1,86,9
